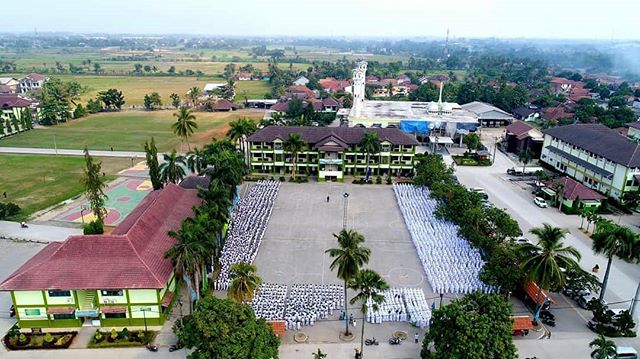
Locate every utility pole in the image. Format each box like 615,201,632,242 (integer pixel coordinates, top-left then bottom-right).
631,281,640,319
492,137,498,164
342,193,350,229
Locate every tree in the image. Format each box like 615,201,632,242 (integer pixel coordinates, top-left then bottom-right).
359,131,380,180
172,107,198,150
73,103,87,118
186,148,206,175
86,98,102,113
21,108,33,129
592,221,639,301
143,92,162,110
312,348,327,359
479,243,523,295
93,63,102,74
173,296,279,358
621,189,640,210
349,269,389,357
169,93,181,109
97,88,125,110
228,262,262,303
519,224,581,315
284,133,306,179
144,137,162,190
589,335,617,359
159,150,187,184
325,229,371,336
82,147,108,223
463,133,481,153
188,86,201,107
226,117,257,162
286,98,305,119
518,148,534,174
165,221,209,310
421,293,517,359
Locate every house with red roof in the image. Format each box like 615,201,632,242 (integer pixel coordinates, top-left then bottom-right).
18,73,48,94
1,94,38,136
542,176,606,211
0,183,201,329
318,78,350,93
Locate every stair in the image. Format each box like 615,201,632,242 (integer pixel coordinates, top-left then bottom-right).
80,291,96,310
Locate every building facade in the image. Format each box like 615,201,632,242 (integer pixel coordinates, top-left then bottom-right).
18,73,48,94
0,184,200,330
540,124,640,201
247,127,418,182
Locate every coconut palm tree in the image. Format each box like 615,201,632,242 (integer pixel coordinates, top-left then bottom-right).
589,334,617,359
206,150,246,199
165,221,208,312
592,220,640,301
349,269,389,358
228,262,262,303
188,86,201,107
519,148,534,174
186,147,205,174
172,107,198,150
325,229,371,336
359,131,380,180
159,150,187,184
226,118,257,162
284,133,306,179
519,223,581,316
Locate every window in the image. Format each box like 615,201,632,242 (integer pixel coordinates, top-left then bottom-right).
48,290,71,297
53,313,75,320
101,290,123,297
24,309,41,316
274,143,282,150
104,312,126,319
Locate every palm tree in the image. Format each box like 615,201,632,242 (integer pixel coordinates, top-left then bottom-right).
159,150,187,184
172,107,198,151
553,182,566,211
188,86,201,107
186,147,205,174
325,229,371,336
519,148,534,174
589,334,617,359
519,223,581,317
311,349,327,359
592,220,639,301
359,131,380,180
349,269,389,358
284,133,306,179
226,118,257,163
165,221,208,312
228,262,262,303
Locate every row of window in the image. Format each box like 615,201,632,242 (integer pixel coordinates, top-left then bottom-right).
24,309,126,320
46,290,123,297
550,138,614,167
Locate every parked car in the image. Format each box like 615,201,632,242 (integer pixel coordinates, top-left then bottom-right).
533,197,548,208
512,236,532,245
469,187,489,200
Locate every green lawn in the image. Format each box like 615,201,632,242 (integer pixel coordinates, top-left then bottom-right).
0,109,264,152
236,80,271,99
0,155,131,218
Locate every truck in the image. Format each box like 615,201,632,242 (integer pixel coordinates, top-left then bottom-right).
507,166,545,176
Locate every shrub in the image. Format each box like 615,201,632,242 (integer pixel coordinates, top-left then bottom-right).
375,176,382,184
83,219,104,235
279,176,285,182
7,325,20,338
18,333,29,346
94,331,104,343
0,201,21,220
108,328,118,342
55,335,68,346
137,330,146,343
386,175,393,185
43,332,54,345
120,328,129,340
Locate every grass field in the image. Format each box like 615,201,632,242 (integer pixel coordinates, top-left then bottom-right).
0,109,264,152
46,75,271,106
0,155,132,217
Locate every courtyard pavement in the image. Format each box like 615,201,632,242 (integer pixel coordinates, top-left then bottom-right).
0,220,81,243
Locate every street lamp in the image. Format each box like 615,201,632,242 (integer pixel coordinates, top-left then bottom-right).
80,205,88,225
342,193,350,229
141,307,149,340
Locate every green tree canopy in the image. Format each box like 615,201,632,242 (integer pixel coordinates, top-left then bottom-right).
174,296,279,359
421,292,517,359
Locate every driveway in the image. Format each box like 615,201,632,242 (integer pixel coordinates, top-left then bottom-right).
0,220,82,243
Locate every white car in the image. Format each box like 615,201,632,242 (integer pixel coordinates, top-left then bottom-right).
533,197,548,208
512,236,532,245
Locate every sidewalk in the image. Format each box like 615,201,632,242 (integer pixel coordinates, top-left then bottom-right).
0,146,146,158
0,220,82,243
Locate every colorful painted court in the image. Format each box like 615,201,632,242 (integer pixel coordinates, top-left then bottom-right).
56,178,153,226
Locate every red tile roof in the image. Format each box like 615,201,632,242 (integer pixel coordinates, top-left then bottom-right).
101,306,127,314
543,106,573,121
286,86,315,99
545,176,606,201
0,184,200,291
506,121,535,137
0,94,33,108
318,78,350,92
25,73,48,82
212,99,234,111
47,307,76,315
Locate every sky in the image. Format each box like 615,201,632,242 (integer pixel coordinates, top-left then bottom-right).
2,0,639,40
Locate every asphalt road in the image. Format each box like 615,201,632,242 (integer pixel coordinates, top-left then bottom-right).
0,146,146,158
452,129,640,358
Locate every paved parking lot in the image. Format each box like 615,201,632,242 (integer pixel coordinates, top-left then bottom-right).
253,182,433,351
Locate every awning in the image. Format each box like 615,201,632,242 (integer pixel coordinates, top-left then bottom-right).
512,316,534,330
100,306,127,314
161,291,175,308
541,188,557,196
47,307,76,315
428,136,454,144
525,282,556,305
